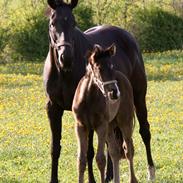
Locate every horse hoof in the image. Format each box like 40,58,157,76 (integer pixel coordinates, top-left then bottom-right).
105,176,113,183
148,165,155,181
49,179,58,183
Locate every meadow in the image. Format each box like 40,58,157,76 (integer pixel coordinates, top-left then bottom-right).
0,51,183,183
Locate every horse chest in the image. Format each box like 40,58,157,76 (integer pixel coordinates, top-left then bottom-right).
46,78,76,110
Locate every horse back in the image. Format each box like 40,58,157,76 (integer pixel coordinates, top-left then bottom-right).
114,71,135,131
85,25,145,79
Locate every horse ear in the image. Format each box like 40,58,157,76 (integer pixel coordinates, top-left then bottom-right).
48,0,63,10
107,43,116,56
47,0,57,9
70,0,78,9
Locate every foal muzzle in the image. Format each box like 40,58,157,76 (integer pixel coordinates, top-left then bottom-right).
94,78,120,100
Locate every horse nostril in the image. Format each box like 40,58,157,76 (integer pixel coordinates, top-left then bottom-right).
112,89,118,99
108,89,118,100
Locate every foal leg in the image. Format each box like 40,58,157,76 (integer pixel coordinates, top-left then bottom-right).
105,150,113,183
107,129,121,183
87,130,96,183
76,124,88,183
134,91,155,181
46,101,63,183
123,137,138,183
96,125,107,183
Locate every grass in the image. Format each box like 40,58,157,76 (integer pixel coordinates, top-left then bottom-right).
0,50,183,182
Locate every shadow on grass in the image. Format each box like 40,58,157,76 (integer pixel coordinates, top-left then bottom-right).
147,74,183,81
0,62,43,76
0,82,33,89
0,178,20,183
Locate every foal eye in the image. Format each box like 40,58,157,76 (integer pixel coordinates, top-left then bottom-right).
50,24,54,29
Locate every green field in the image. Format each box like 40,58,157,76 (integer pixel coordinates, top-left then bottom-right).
0,51,183,182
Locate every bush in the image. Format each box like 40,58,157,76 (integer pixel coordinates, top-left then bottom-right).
74,1,94,31
0,0,94,63
127,7,183,52
11,10,49,61
0,1,49,62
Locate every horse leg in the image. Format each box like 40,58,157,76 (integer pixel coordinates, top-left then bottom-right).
105,150,113,183
75,124,88,183
134,91,155,181
46,101,63,183
96,125,107,183
87,130,96,183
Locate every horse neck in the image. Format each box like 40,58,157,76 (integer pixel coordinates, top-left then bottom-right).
48,28,92,85
73,27,92,59
69,27,92,81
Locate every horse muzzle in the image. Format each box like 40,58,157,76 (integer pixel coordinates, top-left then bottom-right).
57,49,73,72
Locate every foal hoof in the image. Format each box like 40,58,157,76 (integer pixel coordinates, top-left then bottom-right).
148,165,155,181
105,176,113,183
88,179,96,183
88,176,96,183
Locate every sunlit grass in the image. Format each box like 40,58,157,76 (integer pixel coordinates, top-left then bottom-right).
0,51,183,182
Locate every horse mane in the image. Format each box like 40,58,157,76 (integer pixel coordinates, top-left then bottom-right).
73,27,92,62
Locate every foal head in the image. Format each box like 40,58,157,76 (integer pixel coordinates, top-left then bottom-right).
87,44,120,100
47,0,78,71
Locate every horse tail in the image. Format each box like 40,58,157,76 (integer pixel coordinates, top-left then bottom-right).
132,105,136,134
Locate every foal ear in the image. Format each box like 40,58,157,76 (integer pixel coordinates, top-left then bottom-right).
107,43,116,57
70,0,78,9
85,50,92,60
93,44,102,56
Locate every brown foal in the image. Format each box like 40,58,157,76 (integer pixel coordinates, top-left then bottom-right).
72,44,138,183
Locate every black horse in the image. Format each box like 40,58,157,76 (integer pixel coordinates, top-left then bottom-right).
43,0,155,183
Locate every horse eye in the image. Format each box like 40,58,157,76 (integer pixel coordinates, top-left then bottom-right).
64,17,68,21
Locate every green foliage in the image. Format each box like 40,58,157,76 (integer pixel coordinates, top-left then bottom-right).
128,7,183,52
0,1,49,62
0,0,94,63
11,9,49,61
73,1,94,31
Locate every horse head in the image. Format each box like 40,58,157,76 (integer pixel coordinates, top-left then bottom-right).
47,0,78,71
87,44,120,100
